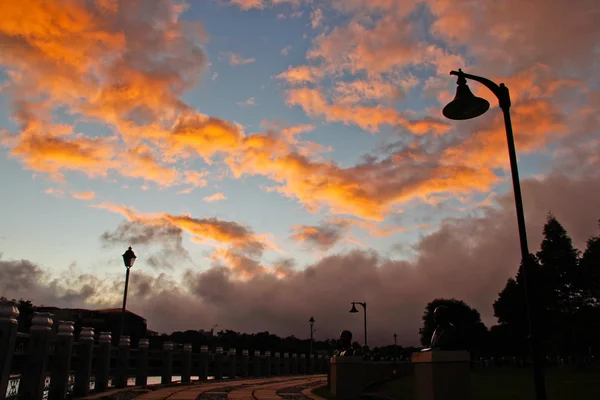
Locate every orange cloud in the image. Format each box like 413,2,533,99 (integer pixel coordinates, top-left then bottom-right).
222,52,256,66
204,193,227,203
72,191,96,201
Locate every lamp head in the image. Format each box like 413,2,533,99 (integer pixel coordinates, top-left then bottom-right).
309,316,315,324
443,70,490,120
122,246,137,268
349,303,359,313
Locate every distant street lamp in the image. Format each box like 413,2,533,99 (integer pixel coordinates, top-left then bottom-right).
309,317,315,357
120,246,137,338
443,69,547,400
394,333,398,359
349,302,367,346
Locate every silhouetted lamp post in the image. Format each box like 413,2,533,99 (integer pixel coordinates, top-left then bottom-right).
349,302,367,346
120,246,137,337
394,333,398,359
309,317,315,357
443,69,547,400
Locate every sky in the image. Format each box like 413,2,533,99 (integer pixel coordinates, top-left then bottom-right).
0,0,599,347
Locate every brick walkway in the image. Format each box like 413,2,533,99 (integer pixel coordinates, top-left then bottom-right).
132,375,327,400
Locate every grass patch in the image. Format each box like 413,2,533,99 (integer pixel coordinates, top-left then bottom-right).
376,366,600,400
312,384,334,399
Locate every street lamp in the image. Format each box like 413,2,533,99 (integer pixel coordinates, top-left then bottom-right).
393,333,397,359
443,69,547,400
349,302,367,346
120,246,137,338
309,317,315,357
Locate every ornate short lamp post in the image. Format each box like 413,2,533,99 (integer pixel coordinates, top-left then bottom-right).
309,317,315,357
349,302,367,346
443,69,547,400
120,247,137,338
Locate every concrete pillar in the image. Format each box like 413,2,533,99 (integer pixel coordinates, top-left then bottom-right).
114,336,131,388
283,353,290,375
161,342,174,384
228,349,237,379
309,354,315,374
49,321,75,399
214,346,224,380
0,302,19,397
135,339,149,386
264,351,272,377
182,344,192,383
95,332,112,392
291,353,298,375
241,349,249,377
253,350,261,377
273,352,281,376
411,350,471,400
21,312,53,400
199,345,209,381
74,327,94,397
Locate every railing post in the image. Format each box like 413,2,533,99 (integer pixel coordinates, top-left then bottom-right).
241,349,249,378
182,344,192,383
135,339,149,386
273,352,281,376
74,327,94,397
300,353,306,374
49,321,75,400
264,351,271,377
95,332,112,392
291,353,298,375
214,347,224,380
161,342,174,384
20,312,53,400
317,354,323,374
253,350,261,377
228,349,237,379
309,354,315,374
0,302,19,397
283,353,290,375
199,345,209,381
115,336,130,388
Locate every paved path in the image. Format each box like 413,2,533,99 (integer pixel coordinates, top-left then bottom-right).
134,375,327,400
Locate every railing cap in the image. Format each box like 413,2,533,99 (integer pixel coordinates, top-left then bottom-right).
0,301,19,323
201,345,209,352
139,338,150,348
99,332,112,343
57,320,75,336
80,327,95,341
31,312,53,332
163,341,174,351
254,350,261,356
119,336,131,347
183,343,192,351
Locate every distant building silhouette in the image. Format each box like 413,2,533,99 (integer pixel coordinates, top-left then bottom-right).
33,306,147,345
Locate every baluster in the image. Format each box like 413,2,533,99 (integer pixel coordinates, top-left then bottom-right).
0,302,19,397
73,327,94,397
309,354,315,375
291,353,298,375
20,312,53,400
241,349,249,378
182,344,192,383
161,342,174,384
253,350,261,377
49,321,74,400
135,339,149,386
264,351,271,378
273,352,281,376
283,353,290,375
199,345,208,381
95,332,112,392
214,347,224,380
228,349,237,379
115,336,130,388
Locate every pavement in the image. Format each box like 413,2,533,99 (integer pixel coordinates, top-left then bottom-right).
130,375,328,400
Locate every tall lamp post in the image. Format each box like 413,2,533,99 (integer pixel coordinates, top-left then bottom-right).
443,69,547,400
120,246,137,338
349,302,367,346
393,333,398,359
309,317,315,357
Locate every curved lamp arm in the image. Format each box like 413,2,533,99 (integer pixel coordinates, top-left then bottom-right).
450,69,511,110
